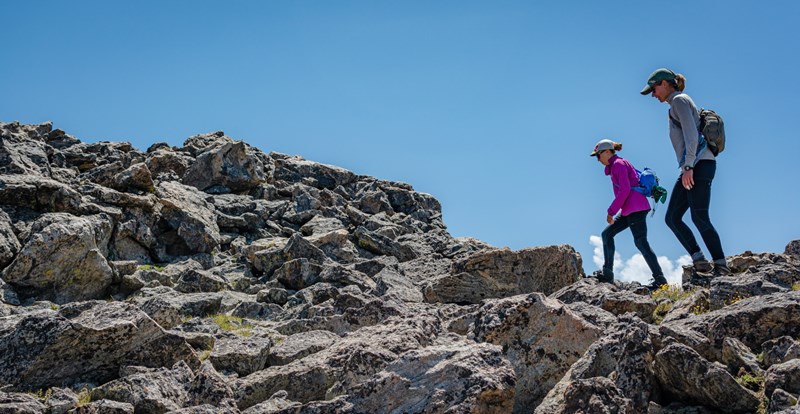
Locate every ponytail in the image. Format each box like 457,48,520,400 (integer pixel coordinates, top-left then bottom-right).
613,142,622,151
675,74,686,92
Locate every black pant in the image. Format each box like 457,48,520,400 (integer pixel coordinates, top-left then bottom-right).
664,160,725,261
601,210,664,280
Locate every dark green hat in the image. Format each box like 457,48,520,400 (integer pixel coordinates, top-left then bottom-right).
640,68,676,95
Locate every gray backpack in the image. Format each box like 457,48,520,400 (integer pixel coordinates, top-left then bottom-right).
669,108,726,156
698,109,725,156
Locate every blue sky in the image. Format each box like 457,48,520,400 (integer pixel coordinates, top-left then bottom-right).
3,1,798,281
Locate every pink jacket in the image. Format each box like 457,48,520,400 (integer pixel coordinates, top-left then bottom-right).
605,155,651,217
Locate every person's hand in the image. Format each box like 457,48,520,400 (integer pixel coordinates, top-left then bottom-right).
682,169,695,190
607,214,614,224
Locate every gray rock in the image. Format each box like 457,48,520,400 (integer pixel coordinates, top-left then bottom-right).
250,234,327,277
110,162,154,194
234,314,437,409
472,293,603,412
765,359,800,397
721,337,765,378
786,240,800,262
424,245,583,304
174,269,230,293
267,330,339,366
537,316,655,413
2,213,114,303
274,259,324,291
272,154,357,190
762,336,800,367
659,291,800,362
709,273,787,310
0,390,46,413
132,291,223,329
373,267,423,303
343,341,516,414
45,387,79,414
0,301,199,389
183,139,265,193
0,121,53,177
299,216,345,237
0,174,83,214
537,377,635,414
156,181,221,256
354,226,417,262
769,388,800,413
551,278,657,322
68,399,135,413
308,230,359,264
145,148,194,180
661,288,710,324
0,209,21,270
209,336,272,376
90,361,193,413
653,342,760,413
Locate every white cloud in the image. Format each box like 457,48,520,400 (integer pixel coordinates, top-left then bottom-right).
589,235,691,286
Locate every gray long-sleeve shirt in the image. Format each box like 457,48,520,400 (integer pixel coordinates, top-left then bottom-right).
666,90,715,170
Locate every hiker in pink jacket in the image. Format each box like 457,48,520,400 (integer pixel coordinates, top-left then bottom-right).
591,139,667,290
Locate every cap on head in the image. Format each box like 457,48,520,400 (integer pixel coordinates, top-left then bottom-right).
640,68,676,95
590,139,615,156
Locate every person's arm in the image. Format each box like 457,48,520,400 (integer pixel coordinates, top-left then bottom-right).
607,162,631,217
673,96,701,168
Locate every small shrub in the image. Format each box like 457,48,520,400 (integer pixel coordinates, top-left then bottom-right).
29,388,52,402
792,282,800,291
725,293,747,306
212,314,253,337
137,264,165,272
650,284,692,324
736,372,763,392
76,388,91,406
198,350,212,361
49,304,59,311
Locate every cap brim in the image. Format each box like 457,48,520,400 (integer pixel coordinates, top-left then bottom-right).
589,151,598,157
640,85,653,95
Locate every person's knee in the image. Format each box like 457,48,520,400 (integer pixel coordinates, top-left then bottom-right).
634,236,649,251
690,210,713,232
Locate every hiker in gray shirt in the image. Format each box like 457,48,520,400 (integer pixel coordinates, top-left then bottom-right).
641,68,731,276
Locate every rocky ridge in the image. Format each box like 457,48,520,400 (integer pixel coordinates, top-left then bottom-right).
1,121,798,413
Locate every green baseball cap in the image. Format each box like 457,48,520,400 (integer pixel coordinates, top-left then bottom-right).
640,68,676,95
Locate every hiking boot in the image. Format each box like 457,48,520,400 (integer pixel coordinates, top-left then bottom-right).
647,277,668,292
692,260,713,273
588,270,614,283
713,264,732,277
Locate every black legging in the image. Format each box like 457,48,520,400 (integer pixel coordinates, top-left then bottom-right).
664,160,725,261
601,210,664,279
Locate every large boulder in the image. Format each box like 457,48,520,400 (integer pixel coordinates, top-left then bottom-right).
0,301,199,390
2,213,114,303
340,341,516,414
551,278,657,322
271,154,357,190
155,181,221,257
0,174,83,214
653,342,760,413
472,293,603,413
182,139,266,193
0,121,53,177
0,209,20,270
424,245,583,304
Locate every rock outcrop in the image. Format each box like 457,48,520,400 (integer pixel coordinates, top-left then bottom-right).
1,121,799,413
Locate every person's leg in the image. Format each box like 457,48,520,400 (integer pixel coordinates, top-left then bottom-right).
687,161,728,272
665,174,707,266
601,216,630,281
628,210,667,284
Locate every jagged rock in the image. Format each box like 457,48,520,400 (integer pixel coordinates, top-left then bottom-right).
551,278,657,321
0,174,83,214
209,335,272,376
90,361,192,413
2,213,114,303
762,336,800,367
721,337,765,378
43,387,80,414
145,148,194,180
661,288,709,324
0,390,47,413
274,259,324,291
765,359,800,398
769,388,800,413
299,216,345,236
131,290,223,329
0,209,21,270
472,293,603,412
257,287,289,305
659,291,800,362
111,162,155,193
267,330,339,366
272,154,357,190
653,342,760,413
174,269,230,293
537,316,656,413
0,121,53,177
250,234,327,277
182,139,265,193
0,301,199,390
233,314,438,409
354,226,417,262
318,265,376,292
373,266,423,303
68,399,135,413
709,273,788,310
786,240,800,261
308,230,359,264
538,377,635,414
341,341,516,414
155,181,221,256
425,245,583,304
